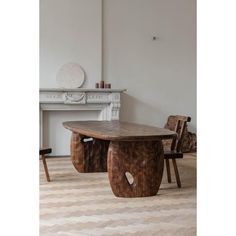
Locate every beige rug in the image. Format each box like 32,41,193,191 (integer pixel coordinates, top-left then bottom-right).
40,153,196,236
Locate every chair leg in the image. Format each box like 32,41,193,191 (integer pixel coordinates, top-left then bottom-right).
172,159,181,188
165,159,172,183
41,155,50,182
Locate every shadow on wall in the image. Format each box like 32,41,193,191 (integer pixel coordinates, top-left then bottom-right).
120,93,169,128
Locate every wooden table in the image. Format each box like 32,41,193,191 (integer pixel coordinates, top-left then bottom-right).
63,121,176,198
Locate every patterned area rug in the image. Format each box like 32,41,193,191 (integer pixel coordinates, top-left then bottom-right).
40,154,196,236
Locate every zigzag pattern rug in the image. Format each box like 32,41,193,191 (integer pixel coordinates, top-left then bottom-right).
40,154,196,236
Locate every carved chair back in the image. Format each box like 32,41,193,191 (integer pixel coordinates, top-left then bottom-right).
165,115,191,152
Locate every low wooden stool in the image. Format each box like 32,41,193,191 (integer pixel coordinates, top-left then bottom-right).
39,148,52,182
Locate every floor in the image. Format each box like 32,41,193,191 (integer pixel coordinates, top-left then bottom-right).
40,153,196,236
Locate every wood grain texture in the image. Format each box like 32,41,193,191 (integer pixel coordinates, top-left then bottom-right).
162,115,194,152
65,121,176,197
70,132,109,172
63,121,176,141
163,115,191,188
107,140,164,198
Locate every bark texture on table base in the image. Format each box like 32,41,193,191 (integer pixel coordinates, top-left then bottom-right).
70,132,109,172
108,140,164,198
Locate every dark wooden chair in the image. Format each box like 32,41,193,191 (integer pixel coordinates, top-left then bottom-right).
39,148,52,182
163,115,191,188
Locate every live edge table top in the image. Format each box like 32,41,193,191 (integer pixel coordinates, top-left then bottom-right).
63,121,176,141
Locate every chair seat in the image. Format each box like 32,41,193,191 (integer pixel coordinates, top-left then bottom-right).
39,148,52,156
164,151,183,159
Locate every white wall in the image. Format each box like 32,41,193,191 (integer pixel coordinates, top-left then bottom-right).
103,0,196,132
40,0,102,88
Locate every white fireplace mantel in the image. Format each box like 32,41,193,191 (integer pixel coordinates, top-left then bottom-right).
39,88,125,149
40,88,125,119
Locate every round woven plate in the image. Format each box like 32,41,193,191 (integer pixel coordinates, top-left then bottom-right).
56,63,85,88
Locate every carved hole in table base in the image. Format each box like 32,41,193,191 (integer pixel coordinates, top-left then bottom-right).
125,171,134,185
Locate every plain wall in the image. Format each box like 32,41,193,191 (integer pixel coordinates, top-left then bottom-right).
40,0,102,88
103,0,196,132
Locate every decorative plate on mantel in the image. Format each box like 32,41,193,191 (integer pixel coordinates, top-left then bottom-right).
56,63,85,88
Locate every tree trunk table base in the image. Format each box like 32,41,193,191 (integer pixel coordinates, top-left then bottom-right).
70,132,109,172
64,121,175,198
107,140,164,198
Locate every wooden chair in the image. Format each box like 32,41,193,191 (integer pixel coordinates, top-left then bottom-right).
39,148,52,182
163,115,191,188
